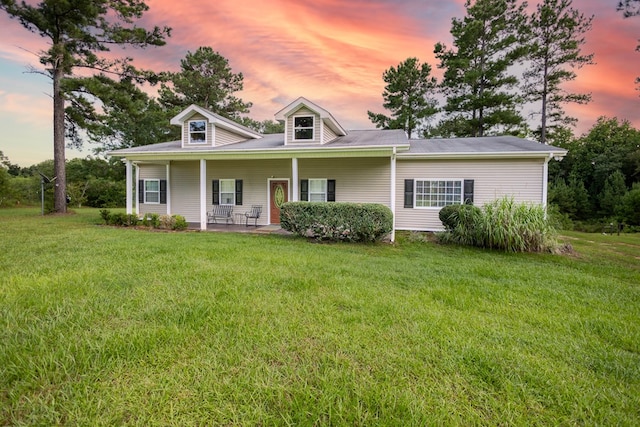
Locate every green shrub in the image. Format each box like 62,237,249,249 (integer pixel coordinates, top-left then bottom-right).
99,209,111,224
173,215,188,230
438,205,459,231
142,213,160,228
280,202,393,242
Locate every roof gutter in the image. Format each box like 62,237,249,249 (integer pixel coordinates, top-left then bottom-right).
108,145,410,161
397,150,568,160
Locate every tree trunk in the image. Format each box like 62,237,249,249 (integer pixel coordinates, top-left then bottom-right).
53,64,67,213
540,55,549,145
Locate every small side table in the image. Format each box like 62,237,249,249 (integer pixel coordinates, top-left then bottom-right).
234,212,245,225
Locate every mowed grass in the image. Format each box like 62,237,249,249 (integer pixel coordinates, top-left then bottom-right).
1,208,639,426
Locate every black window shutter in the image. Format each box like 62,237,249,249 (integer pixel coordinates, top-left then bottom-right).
300,179,309,201
159,180,167,204
404,179,414,208
327,179,336,202
235,179,243,205
212,180,220,205
138,180,144,204
463,179,474,205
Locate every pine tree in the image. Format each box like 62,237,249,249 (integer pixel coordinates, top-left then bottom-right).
0,0,169,213
367,57,438,139
524,0,594,144
159,47,252,121
434,0,528,137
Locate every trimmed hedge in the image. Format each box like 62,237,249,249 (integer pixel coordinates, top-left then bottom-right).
280,202,393,242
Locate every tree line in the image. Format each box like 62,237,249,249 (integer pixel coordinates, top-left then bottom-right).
369,0,595,142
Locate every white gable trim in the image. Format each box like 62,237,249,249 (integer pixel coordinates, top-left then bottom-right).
171,104,261,140
275,97,347,137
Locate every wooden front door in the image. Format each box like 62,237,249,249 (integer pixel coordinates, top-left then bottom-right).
269,180,288,224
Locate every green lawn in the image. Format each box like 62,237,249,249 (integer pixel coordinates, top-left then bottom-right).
1,208,639,425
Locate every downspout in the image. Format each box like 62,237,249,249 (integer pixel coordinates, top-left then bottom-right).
390,147,397,243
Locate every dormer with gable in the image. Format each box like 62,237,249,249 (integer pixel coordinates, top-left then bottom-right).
274,97,347,146
170,105,262,148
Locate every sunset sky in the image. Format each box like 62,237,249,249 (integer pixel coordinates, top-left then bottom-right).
0,0,638,166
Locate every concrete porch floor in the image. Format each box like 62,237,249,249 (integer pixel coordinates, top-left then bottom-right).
187,222,292,235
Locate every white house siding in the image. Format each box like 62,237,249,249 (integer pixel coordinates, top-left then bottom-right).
395,158,545,231
215,127,247,146
298,157,391,205
286,106,320,144
139,164,168,216
182,112,213,147
322,123,338,144
170,161,201,222
207,159,291,225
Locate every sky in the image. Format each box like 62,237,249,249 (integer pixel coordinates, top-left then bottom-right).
0,0,638,166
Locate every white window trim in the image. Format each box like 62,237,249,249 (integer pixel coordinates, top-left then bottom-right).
308,178,327,202
188,120,207,144
293,115,314,141
219,178,235,206
144,179,161,205
414,178,463,209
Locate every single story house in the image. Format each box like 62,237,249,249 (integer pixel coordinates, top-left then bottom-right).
108,97,567,241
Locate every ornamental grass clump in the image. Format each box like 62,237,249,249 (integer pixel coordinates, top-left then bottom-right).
438,197,557,252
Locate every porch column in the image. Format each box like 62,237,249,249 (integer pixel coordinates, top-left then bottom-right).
200,159,207,230
135,163,140,216
291,157,299,201
390,147,397,243
542,154,551,209
125,159,133,215
166,163,171,215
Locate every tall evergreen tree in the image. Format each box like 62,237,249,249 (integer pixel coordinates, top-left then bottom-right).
159,47,252,121
367,57,438,139
524,0,594,144
0,0,170,213
434,0,528,138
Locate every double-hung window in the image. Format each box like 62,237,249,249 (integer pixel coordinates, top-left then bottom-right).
300,179,335,202
144,179,160,204
189,120,207,144
293,116,314,141
219,179,235,205
309,179,327,202
415,179,462,208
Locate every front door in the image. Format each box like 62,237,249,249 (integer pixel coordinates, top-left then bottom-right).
269,180,288,224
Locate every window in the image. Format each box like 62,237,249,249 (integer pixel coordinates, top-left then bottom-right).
219,179,235,205
189,120,206,144
293,116,314,140
415,179,462,208
300,179,335,202
309,179,327,202
144,179,160,204
212,179,243,206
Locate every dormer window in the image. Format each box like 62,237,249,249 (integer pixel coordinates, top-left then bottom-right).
189,120,207,144
294,116,314,141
